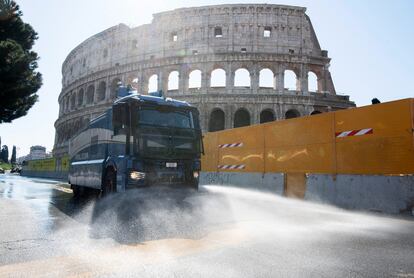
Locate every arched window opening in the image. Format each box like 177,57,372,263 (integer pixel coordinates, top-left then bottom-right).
110,78,121,99
97,81,106,101
308,71,318,92
64,98,68,112
171,32,178,42
148,74,158,93
77,89,84,106
234,68,250,88
210,68,226,87
260,110,275,124
131,39,138,49
70,94,76,110
264,27,272,38
188,70,201,89
168,71,179,91
311,110,322,115
284,70,297,90
208,109,225,132
285,109,300,119
234,108,250,128
86,85,94,104
214,27,223,38
259,68,274,88
86,87,94,104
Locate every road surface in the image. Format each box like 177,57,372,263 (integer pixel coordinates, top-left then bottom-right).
0,173,413,277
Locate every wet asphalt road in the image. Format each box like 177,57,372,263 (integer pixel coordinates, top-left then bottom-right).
0,173,413,277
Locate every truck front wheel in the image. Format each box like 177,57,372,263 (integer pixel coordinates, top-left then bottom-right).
72,184,81,198
103,168,116,196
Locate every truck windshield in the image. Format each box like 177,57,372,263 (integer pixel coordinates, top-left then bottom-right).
138,108,193,129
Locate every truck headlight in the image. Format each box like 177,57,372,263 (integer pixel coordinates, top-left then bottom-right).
193,171,199,179
130,171,145,180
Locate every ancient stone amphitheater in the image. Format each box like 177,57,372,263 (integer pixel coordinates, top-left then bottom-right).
53,3,355,157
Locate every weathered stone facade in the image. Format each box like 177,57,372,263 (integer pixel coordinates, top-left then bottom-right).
54,4,355,157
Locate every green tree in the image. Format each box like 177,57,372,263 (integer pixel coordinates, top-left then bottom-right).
10,145,16,164
1,145,9,163
0,0,42,123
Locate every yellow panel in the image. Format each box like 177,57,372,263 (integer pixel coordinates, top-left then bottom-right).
28,158,56,171
218,148,264,172
61,156,69,171
201,98,414,175
265,143,334,173
336,136,414,175
265,112,334,147
335,99,413,138
217,124,264,149
335,99,414,175
201,132,219,172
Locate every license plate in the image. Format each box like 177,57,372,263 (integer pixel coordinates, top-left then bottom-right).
166,162,177,168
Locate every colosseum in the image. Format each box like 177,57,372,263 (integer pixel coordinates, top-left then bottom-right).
53,3,355,158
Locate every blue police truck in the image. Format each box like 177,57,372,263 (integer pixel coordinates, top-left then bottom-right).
68,87,203,197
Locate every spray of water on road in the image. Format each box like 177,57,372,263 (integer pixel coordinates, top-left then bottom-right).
1,175,413,277
46,184,413,276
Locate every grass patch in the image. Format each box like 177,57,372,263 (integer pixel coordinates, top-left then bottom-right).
0,162,12,170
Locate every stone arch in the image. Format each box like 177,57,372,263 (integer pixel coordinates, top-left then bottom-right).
168,71,179,91
234,108,250,128
259,68,274,88
189,69,201,89
284,70,297,90
86,85,94,104
110,78,121,99
285,109,300,119
308,71,318,92
210,68,226,87
148,74,158,92
310,110,322,115
77,88,84,106
234,68,251,88
97,81,106,101
260,109,275,123
208,108,225,132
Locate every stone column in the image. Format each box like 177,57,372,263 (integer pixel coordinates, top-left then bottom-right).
201,70,210,90
225,105,233,129
137,71,144,94
276,70,284,93
158,71,165,94
179,66,188,93
225,64,234,91
298,64,309,95
250,67,259,93
105,77,111,100
59,101,63,116
93,82,99,103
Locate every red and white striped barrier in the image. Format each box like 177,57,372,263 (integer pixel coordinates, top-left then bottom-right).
335,128,373,138
218,164,245,170
219,142,243,148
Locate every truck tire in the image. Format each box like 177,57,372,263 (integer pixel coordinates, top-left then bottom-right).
72,184,81,198
103,168,116,196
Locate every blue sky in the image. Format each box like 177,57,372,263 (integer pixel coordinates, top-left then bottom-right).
1,0,413,157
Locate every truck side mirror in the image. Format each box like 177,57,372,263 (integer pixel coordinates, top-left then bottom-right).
113,103,129,135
